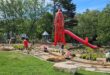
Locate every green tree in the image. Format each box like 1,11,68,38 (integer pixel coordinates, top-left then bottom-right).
0,0,51,42
0,0,25,34
97,3,110,45
53,0,77,27
74,9,100,43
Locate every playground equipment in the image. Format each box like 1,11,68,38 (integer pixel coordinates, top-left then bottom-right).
54,9,98,49
54,9,66,46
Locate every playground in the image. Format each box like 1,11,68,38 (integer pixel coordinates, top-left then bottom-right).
0,0,110,75
0,18,110,74
0,43,110,75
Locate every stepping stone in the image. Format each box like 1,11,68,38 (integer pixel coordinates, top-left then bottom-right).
85,67,96,71
53,61,77,74
97,68,110,73
74,63,92,68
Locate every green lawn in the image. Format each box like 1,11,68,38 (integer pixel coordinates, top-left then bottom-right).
0,51,70,75
0,51,109,75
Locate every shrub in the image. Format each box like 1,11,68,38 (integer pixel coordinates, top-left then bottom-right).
91,53,97,60
13,44,24,50
80,53,97,61
71,53,76,57
80,54,87,59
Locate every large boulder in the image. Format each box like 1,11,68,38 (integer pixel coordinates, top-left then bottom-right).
0,46,14,51
47,56,65,62
53,61,77,74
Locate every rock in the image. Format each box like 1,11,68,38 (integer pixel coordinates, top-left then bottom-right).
74,63,92,68
85,67,96,71
96,58,106,64
47,56,65,62
0,46,14,51
75,54,81,57
97,68,110,72
53,61,77,74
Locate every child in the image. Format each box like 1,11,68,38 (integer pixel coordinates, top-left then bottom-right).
44,46,48,52
23,38,29,51
64,49,72,60
61,44,64,55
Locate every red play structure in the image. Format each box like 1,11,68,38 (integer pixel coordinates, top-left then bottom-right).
54,9,98,49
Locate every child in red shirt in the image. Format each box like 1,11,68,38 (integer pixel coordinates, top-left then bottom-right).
23,38,29,50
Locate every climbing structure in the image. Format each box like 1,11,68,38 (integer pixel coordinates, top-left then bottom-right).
54,9,98,49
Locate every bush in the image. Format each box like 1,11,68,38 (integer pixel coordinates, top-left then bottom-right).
91,53,97,60
80,53,98,61
13,44,24,50
71,53,76,57
16,39,22,43
80,54,87,59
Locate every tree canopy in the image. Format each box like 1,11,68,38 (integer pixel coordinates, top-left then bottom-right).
0,0,110,45
74,3,110,45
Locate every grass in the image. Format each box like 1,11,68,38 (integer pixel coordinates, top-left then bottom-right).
0,51,70,75
0,51,109,75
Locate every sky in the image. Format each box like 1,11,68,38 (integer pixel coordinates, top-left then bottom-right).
73,0,110,13
45,0,109,13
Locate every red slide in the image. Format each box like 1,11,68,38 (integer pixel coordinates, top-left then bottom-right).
64,30,98,49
